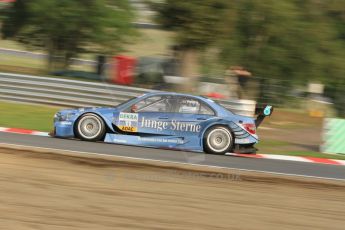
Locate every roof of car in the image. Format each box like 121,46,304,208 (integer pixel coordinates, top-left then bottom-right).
142,91,233,116
143,91,209,101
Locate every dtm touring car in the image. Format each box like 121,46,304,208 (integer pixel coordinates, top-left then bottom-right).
52,92,273,154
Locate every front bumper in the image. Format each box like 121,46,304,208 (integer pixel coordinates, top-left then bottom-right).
54,121,75,137
48,128,56,137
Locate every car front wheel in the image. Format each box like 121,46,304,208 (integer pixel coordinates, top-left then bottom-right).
75,113,106,141
204,126,233,155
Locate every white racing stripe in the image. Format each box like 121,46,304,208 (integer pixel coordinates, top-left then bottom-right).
1,142,345,182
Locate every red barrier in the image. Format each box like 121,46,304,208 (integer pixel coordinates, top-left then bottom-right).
112,55,136,85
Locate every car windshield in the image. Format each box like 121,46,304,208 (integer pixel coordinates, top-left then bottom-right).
114,97,137,108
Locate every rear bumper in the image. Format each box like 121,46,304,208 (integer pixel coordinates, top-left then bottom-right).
234,134,258,145
233,144,257,154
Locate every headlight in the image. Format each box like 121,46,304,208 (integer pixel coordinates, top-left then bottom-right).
54,112,75,122
64,113,76,120
54,112,61,122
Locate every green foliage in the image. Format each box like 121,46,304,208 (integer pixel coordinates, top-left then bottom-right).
152,1,345,115
1,0,135,68
152,0,231,92
153,0,228,49
218,0,345,115
221,1,317,80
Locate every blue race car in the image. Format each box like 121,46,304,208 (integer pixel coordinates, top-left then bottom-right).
53,92,272,154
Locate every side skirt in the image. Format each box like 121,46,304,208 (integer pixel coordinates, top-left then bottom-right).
104,133,203,152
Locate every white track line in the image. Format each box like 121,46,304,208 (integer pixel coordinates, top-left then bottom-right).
31,131,50,137
256,154,314,163
334,159,345,166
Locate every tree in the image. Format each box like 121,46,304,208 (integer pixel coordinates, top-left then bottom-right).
218,0,345,115
220,0,311,81
1,0,135,70
314,0,345,116
153,0,230,92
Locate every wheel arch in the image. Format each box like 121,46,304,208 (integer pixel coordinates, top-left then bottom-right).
200,122,235,152
73,112,114,136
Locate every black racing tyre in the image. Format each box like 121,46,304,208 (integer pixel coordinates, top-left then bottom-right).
203,126,233,155
75,113,106,141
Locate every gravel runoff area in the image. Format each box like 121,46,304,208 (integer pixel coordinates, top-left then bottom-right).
0,146,344,230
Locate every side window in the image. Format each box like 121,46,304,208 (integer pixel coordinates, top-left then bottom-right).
177,97,215,115
126,96,173,113
199,103,215,115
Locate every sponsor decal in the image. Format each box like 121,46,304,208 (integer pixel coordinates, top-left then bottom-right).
59,121,73,125
118,112,138,132
119,113,138,121
117,113,202,133
140,117,201,133
113,138,127,143
139,137,184,144
236,138,251,144
120,126,137,132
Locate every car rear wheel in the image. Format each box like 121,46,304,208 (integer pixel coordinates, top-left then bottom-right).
75,113,106,141
204,126,233,155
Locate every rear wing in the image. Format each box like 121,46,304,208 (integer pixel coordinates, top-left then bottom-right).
255,105,273,127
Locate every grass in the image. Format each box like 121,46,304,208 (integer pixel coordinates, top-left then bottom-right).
262,108,322,130
0,39,31,50
0,53,94,72
256,139,290,148
0,54,45,69
0,28,173,59
0,101,61,132
257,140,345,160
0,64,44,76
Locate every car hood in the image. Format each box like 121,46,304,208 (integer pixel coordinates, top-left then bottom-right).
57,107,118,116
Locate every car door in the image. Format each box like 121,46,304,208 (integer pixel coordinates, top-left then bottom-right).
113,95,176,135
169,96,216,137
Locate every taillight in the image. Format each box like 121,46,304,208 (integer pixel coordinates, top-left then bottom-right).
243,123,256,135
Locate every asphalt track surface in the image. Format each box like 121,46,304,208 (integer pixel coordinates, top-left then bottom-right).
1,132,345,181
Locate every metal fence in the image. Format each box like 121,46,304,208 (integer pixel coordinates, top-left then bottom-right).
0,72,256,116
